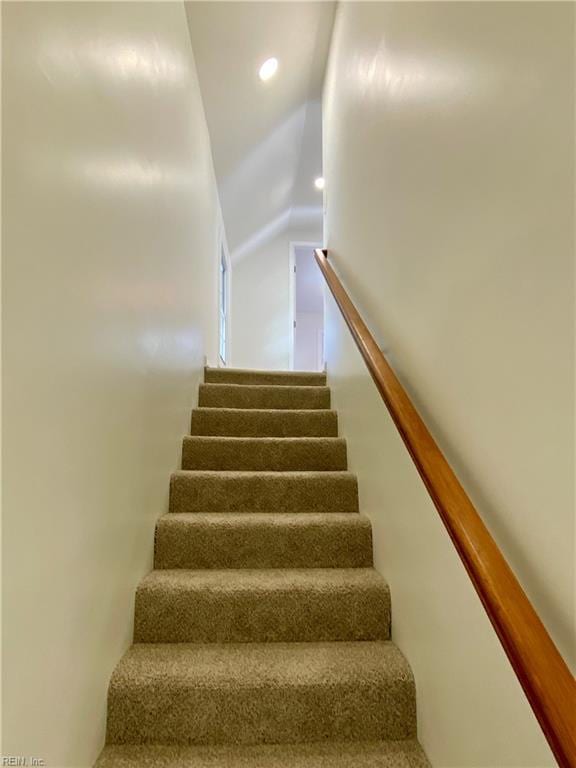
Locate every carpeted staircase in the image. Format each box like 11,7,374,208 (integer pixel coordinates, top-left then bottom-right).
95,368,429,767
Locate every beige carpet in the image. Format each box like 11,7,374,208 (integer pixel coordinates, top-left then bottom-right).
95,367,430,767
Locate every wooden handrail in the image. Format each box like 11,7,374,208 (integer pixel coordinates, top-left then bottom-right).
315,248,576,768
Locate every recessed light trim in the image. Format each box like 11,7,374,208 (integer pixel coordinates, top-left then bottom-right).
259,57,278,82
314,176,325,191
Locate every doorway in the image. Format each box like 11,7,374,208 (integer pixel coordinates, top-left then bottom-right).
289,242,324,371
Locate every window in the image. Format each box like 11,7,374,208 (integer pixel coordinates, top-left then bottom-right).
219,249,228,364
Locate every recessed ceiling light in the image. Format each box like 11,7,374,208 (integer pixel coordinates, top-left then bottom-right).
259,57,278,82
314,176,325,191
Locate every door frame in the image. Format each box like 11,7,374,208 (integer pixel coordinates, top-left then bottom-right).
288,240,323,371
217,213,231,367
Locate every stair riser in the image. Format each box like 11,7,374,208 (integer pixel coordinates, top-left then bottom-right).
154,517,373,569
204,368,327,387
182,438,347,472
190,409,338,438
134,583,390,643
169,472,359,515
107,678,415,745
198,384,330,410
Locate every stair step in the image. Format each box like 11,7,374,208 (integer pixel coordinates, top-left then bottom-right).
96,739,430,767
182,437,347,472
134,568,389,643
204,367,327,388
169,471,359,514
198,383,330,410
106,641,416,745
190,408,338,437
154,512,373,569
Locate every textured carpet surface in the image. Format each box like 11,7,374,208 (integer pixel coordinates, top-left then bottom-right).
154,512,373,569
204,367,327,387
96,367,429,766
190,407,338,437
96,739,429,767
182,436,347,472
169,470,359,514
198,383,331,410
134,568,390,643
106,642,416,745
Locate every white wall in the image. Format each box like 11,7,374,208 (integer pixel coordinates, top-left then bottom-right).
231,223,322,370
323,3,574,767
2,3,221,765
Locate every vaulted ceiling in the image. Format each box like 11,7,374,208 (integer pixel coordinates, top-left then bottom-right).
185,2,335,259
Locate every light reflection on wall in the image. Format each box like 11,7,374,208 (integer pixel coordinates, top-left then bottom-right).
39,38,188,86
137,329,203,360
353,42,470,104
78,158,194,189
233,205,323,263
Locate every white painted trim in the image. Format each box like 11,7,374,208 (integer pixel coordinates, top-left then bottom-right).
288,243,296,370
217,209,231,368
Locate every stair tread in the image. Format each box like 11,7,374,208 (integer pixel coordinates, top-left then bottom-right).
201,383,328,390
138,567,388,593
154,513,372,570
96,739,430,767
158,510,369,525
181,436,347,472
107,642,416,744
200,383,330,393
192,407,337,414
190,407,338,437
169,470,359,515
183,436,345,445
134,569,390,643
184,435,344,442
207,366,322,372
111,640,412,689
172,469,356,477
207,366,323,373
198,383,330,410
204,367,327,387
